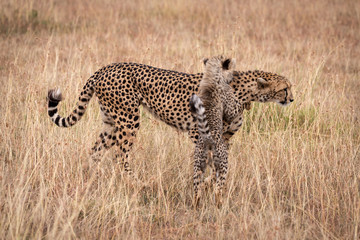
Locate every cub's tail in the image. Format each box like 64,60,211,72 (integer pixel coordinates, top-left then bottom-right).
189,94,214,150
47,78,95,127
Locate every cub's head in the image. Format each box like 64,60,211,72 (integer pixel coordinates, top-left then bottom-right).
202,55,236,84
255,73,294,106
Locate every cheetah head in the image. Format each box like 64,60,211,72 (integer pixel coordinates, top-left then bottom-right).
256,74,294,106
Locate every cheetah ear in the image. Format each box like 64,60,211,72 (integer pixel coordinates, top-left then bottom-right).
222,58,236,70
257,78,270,89
203,58,209,66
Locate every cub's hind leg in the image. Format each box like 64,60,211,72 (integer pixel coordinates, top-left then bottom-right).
213,139,229,207
193,139,208,207
204,137,230,189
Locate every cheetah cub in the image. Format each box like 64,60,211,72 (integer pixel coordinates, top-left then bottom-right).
189,55,241,206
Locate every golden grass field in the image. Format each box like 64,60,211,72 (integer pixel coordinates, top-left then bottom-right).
0,0,359,239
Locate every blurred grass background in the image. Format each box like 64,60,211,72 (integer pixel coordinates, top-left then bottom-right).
0,0,359,239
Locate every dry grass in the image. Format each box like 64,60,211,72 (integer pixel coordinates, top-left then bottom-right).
0,0,359,239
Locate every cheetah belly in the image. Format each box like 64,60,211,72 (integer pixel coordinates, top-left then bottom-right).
139,93,197,131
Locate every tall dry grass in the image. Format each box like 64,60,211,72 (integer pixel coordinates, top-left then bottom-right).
0,0,359,239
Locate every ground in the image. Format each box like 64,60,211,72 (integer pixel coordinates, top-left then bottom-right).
0,0,359,239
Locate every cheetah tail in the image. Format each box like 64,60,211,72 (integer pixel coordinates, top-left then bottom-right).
47,79,95,128
189,94,213,146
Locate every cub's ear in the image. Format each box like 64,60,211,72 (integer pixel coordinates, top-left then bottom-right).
203,58,209,66
257,78,270,89
222,58,236,70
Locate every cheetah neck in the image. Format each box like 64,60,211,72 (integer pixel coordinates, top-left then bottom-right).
231,70,268,104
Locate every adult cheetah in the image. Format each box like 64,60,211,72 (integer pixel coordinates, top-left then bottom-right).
47,61,294,201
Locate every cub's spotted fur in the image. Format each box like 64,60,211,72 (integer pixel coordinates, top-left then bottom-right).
190,56,241,205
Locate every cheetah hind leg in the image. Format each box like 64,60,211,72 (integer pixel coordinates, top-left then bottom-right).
90,123,116,162
112,111,141,182
89,107,117,162
113,131,136,177
85,113,117,176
